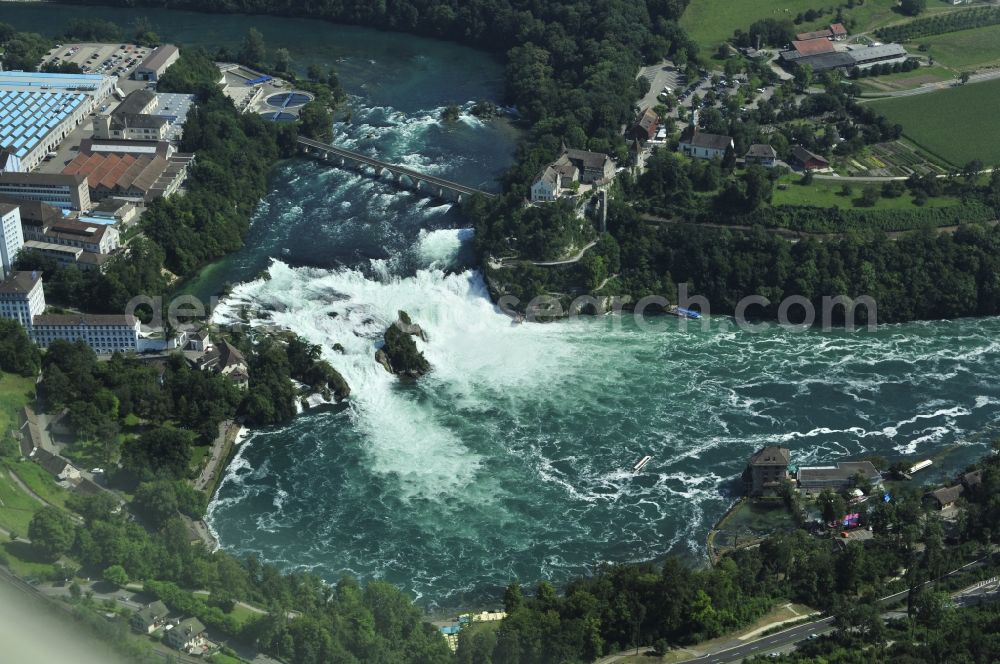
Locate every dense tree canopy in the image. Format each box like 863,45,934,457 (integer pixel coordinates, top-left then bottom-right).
28,506,76,561
122,426,196,480
0,319,41,377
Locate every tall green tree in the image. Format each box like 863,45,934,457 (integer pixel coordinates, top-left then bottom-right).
0,319,40,376
28,507,76,561
239,27,266,67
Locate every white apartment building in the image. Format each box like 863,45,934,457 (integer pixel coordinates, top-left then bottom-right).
0,271,45,330
32,313,140,354
0,203,25,278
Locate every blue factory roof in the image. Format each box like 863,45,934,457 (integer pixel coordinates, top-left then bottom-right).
0,90,84,158
0,71,108,90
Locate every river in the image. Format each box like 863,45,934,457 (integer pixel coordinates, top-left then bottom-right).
6,5,1000,610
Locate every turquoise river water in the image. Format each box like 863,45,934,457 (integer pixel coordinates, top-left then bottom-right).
6,5,1000,609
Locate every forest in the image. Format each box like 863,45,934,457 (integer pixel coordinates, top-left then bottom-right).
484,201,1000,324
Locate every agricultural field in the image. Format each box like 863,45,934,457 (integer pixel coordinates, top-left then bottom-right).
858,64,954,92
772,177,959,210
844,141,947,177
869,77,1000,166
918,24,1000,70
680,0,931,52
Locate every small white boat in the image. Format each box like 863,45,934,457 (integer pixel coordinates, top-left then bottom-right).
633,455,652,473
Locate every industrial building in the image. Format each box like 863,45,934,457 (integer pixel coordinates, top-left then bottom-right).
0,203,25,278
89,199,138,226
0,148,22,174
93,89,169,142
134,44,180,82
1,196,119,271
0,172,91,211
847,44,910,70
63,146,192,203
0,72,114,172
0,269,142,354
31,313,140,354
780,42,908,72
796,461,882,494
0,270,45,330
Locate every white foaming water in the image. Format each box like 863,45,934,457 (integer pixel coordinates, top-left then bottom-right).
202,88,1000,603
213,235,584,501
415,227,467,268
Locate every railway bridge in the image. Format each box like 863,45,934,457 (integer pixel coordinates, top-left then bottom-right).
296,136,497,203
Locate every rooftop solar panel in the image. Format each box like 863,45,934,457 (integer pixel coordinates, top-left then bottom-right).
0,88,90,164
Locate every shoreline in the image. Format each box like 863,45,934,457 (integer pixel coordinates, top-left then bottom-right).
193,422,250,552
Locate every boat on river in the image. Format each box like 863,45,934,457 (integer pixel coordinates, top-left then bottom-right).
667,305,701,319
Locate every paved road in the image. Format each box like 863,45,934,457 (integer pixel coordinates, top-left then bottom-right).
0,524,28,542
814,167,994,183
194,419,236,492
814,173,908,182
531,241,598,266
689,553,997,663
491,240,599,269
0,567,208,664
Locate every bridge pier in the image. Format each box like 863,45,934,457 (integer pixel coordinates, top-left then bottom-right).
296,137,494,204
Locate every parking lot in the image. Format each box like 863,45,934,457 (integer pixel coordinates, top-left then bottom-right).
41,42,152,78
637,61,686,111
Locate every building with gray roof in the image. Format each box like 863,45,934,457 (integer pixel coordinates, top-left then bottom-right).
679,127,734,160
135,45,180,82
849,44,908,69
94,89,169,141
796,461,881,493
